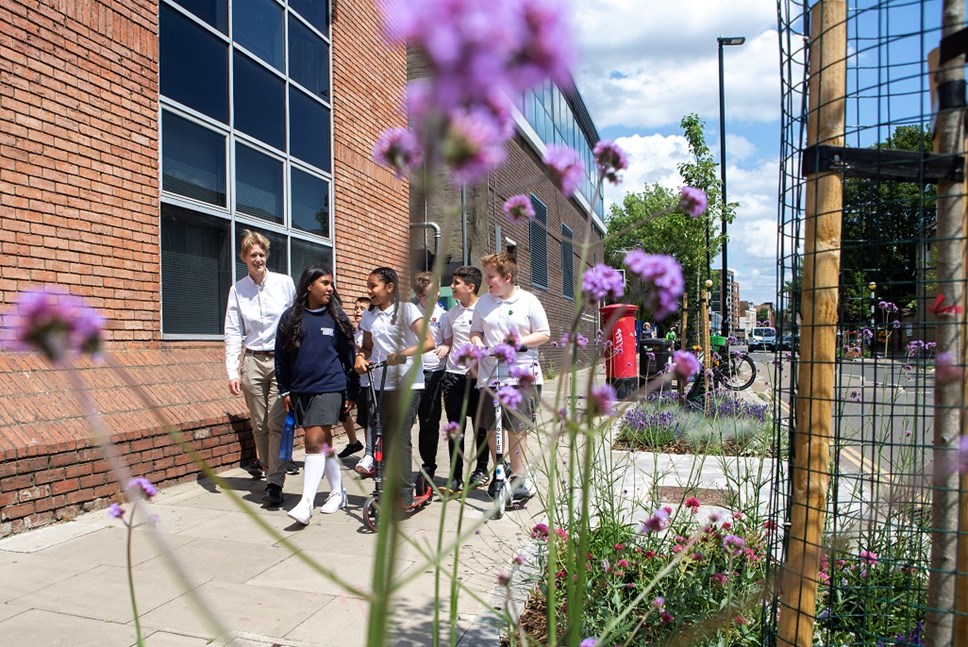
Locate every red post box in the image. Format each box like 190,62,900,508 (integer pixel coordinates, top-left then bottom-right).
600,303,639,399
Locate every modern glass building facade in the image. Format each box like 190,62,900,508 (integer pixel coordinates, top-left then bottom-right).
159,0,335,337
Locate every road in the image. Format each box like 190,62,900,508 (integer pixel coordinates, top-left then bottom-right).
743,349,936,491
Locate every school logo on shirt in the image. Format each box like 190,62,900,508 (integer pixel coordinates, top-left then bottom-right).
321,327,335,336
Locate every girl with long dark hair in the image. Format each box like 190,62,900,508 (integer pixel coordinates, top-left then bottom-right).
275,265,359,525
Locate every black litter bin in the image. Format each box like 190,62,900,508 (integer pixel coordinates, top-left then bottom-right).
640,338,673,381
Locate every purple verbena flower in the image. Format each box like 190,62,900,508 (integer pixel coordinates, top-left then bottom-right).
125,477,158,500
936,352,962,385
108,503,125,519
373,127,422,179
505,0,576,90
679,186,708,217
490,343,518,364
510,364,536,389
672,350,701,381
622,251,684,321
652,596,665,609
589,384,617,416
639,507,670,534
543,145,583,197
593,139,628,184
579,639,597,647
3,287,105,362
582,263,625,302
497,385,522,410
440,108,507,183
723,534,745,556
441,421,460,440
454,342,484,366
502,194,535,224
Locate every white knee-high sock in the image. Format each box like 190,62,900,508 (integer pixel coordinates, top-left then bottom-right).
324,456,343,493
301,453,327,504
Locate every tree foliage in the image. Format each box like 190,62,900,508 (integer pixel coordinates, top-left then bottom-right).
839,125,935,322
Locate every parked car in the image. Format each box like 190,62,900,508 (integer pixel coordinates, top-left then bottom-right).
748,326,777,352
780,333,799,352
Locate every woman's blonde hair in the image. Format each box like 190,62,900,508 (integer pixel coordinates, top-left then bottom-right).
481,252,517,282
239,229,270,258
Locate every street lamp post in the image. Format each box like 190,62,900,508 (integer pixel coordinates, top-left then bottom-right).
718,35,745,339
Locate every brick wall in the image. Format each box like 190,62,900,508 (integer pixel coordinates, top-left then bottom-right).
332,0,410,297
0,0,160,345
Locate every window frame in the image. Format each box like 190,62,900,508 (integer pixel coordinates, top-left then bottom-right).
529,194,548,290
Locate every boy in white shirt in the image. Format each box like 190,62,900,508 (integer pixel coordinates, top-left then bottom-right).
440,266,489,492
470,253,550,500
413,272,448,494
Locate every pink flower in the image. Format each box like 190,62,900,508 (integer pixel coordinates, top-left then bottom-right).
582,264,625,302
373,127,422,179
441,421,460,440
652,596,665,609
622,251,684,321
711,572,728,585
589,384,617,416
723,534,745,556
616,558,629,568
543,145,584,197
679,186,708,217
672,350,701,381
555,527,569,541
593,140,628,184
639,508,670,534
497,572,511,586
497,385,522,410
503,194,535,224
660,612,675,623
3,287,105,362
531,523,550,539
684,497,701,511
859,549,878,565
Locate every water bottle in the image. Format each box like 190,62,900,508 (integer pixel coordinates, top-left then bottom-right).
279,410,296,462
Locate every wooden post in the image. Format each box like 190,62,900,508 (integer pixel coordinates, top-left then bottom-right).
678,292,688,403
926,0,966,642
701,283,712,411
777,1,846,645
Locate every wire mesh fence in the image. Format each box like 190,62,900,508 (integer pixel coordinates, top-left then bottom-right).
770,0,966,644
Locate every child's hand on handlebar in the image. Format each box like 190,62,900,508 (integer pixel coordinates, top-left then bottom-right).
386,351,405,366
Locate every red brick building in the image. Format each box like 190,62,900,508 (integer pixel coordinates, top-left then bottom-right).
0,0,407,536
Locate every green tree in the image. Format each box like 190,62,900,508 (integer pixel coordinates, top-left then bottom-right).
840,125,935,322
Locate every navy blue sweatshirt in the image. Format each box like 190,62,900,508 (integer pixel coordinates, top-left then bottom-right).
274,307,360,402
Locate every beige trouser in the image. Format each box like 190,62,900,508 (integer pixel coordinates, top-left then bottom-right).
241,352,287,487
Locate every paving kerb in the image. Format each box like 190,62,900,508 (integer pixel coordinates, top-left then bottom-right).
0,361,770,646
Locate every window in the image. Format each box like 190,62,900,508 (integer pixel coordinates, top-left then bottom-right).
561,223,574,299
160,4,228,123
529,195,548,289
160,0,333,337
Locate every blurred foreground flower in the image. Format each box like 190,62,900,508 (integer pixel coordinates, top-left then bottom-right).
544,145,584,196
589,384,617,417
671,350,701,381
582,263,625,302
622,251,684,321
679,186,708,217
503,194,535,224
3,287,104,362
593,140,628,184
373,127,422,179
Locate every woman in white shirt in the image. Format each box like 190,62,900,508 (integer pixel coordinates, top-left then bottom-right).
223,230,295,507
354,267,434,511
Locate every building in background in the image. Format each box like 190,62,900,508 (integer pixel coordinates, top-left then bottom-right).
408,52,607,364
710,269,740,334
0,0,407,535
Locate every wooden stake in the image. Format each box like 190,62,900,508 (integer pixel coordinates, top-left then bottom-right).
777,1,846,645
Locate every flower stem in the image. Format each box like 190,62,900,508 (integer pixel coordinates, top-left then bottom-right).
125,508,144,646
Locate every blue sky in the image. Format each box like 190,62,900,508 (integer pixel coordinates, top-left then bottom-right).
571,0,946,306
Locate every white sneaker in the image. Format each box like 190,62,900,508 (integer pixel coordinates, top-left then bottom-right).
512,477,537,499
320,488,347,514
287,498,313,525
355,454,375,477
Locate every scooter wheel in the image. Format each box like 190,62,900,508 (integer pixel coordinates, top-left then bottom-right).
489,482,506,520
363,495,379,532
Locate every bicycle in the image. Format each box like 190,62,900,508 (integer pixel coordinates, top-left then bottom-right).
691,345,757,391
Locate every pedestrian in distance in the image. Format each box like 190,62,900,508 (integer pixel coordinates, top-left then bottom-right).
354,267,435,511
413,271,448,494
470,252,550,501
276,265,359,525
440,265,489,493
223,229,295,507
336,296,370,461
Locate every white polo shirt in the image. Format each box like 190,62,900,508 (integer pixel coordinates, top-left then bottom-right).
442,300,476,375
360,301,425,391
470,288,550,386
420,302,447,373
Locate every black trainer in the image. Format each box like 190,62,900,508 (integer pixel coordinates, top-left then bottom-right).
337,441,364,459
244,461,264,479
263,483,283,506
286,461,299,475
468,468,490,489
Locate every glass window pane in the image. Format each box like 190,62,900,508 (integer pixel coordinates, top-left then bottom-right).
162,111,226,206
288,14,330,100
289,0,329,34
168,0,228,34
291,168,330,237
160,4,228,123
235,143,283,223
233,50,285,150
233,226,288,280
161,204,231,334
233,0,284,71
290,237,333,282
289,87,331,171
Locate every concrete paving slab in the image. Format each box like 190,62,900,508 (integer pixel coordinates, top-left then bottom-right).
0,552,101,603
134,537,292,584
246,547,415,597
0,601,27,623
143,630,216,646
0,518,103,553
38,525,195,568
284,595,367,646
0,608,138,647
14,563,203,624
176,509,304,546
138,579,333,641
